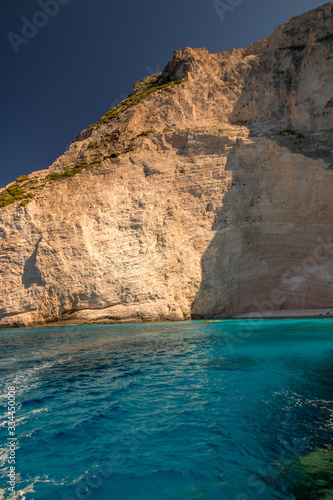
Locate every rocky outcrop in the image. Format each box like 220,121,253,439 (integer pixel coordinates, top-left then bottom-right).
0,3,332,327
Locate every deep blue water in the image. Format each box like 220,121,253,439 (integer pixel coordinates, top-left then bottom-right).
0,319,332,500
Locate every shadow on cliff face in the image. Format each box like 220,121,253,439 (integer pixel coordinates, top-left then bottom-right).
190,139,268,319
190,133,333,319
191,24,333,318
22,236,46,289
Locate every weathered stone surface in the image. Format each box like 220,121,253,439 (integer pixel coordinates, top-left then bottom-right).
0,3,332,327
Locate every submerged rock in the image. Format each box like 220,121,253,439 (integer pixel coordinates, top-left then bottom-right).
290,447,333,499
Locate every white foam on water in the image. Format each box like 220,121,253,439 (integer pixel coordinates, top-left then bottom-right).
0,447,9,469
6,474,66,499
1,356,73,399
14,482,35,500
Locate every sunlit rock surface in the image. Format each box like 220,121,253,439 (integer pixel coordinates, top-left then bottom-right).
0,3,332,326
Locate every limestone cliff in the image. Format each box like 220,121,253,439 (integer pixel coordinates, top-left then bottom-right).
0,3,332,327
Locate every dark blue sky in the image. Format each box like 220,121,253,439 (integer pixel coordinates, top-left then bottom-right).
1,0,326,187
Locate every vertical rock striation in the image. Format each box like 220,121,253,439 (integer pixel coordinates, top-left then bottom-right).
0,3,332,326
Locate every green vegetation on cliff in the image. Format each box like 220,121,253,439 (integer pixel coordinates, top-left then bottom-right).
0,144,138,209
0,183,36,208
0,71,186,209
89,78,184,130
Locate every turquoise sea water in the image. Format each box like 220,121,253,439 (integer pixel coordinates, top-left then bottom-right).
0,319,332,500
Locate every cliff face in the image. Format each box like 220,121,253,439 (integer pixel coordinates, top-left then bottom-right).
0,3,332,327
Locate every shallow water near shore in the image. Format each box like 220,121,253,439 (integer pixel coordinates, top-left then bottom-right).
0,319,332,499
